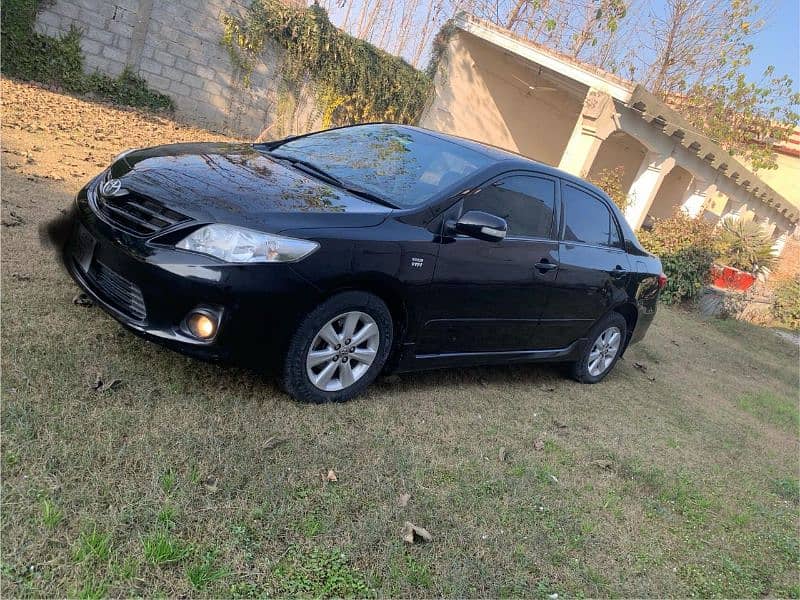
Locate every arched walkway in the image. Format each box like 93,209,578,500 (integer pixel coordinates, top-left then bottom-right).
587,130,649,195
649,165,693,220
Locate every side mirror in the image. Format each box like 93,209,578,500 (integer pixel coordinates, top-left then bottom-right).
452,210,507,242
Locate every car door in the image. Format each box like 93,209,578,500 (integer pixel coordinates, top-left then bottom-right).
416,173,561,355
538,182,631,348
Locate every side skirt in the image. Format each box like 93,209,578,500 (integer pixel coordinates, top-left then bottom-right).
393,340,585,373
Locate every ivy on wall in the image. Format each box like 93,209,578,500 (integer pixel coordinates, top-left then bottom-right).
1,0,174,111
221,0,432,128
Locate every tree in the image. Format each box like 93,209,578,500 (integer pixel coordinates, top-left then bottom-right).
640,0,799,171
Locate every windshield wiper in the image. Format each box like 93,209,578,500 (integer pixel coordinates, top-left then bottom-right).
339,184,398,209
270,153,398,209
271,154,343,185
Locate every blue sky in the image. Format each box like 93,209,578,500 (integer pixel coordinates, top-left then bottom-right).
747,0,800,91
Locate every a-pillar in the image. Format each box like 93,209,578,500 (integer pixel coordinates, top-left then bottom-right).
680,180,717,218
558,88,619,178
624,152,676,229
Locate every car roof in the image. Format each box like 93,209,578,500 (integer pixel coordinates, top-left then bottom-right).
394,124,610,198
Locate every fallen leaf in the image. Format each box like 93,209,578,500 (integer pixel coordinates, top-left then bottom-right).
2,211,24,227
89,376,121,393
263,436,287,451
398,493,411,507
591,459,613,470
499,447,508,461
324,469,337,482
401,521,432,544
549,474,559,484
73,293,93,307
633,362,648,373
533,440,545,451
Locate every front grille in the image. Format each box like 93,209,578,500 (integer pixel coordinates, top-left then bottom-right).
85,260,147,321
92,177,190,236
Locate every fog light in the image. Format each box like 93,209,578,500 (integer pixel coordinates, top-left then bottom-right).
186,311,217,339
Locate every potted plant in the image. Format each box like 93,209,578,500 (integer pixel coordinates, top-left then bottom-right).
711,217,777,291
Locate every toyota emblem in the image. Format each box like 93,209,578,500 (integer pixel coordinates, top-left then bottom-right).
100,178,127,197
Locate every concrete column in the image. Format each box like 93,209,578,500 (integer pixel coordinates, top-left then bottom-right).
624,152,676,229
760,216,777,237
680,180,717,218
127,0,154,71
558,88,619,178
772,232,789,256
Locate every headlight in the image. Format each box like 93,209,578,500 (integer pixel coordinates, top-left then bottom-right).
176,224,319,263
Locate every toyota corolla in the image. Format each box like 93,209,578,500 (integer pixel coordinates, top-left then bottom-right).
63,124,665,403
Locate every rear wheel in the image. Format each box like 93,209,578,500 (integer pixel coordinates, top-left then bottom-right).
281,291,393,403
570,312,627,383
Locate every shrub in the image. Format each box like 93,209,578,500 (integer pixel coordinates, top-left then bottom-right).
638,211,723,304
657,248,717,304
718,216,777,275
590,166,629,212
772,276,800,330
2,0,173,111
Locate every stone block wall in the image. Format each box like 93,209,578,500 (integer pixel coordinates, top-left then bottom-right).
35,0,317,137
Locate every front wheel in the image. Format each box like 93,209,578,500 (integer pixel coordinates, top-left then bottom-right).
570,312,627,383
281,291,393,403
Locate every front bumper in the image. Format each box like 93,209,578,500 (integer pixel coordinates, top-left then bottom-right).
64,183,323,370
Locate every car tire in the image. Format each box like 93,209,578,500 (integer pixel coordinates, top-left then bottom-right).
281,291,393,403
570,312,627,384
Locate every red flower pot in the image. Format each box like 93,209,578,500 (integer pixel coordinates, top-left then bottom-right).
711,264,756,291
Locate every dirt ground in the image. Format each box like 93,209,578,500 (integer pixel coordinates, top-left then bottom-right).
2,77,799,598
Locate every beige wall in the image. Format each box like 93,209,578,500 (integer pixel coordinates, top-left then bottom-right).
420,32,581,166
755,153,800,211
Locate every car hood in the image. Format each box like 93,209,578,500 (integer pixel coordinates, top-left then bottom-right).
109,143,391,232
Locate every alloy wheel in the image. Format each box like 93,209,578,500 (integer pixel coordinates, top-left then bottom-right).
587,326,621,377
306,311,380,391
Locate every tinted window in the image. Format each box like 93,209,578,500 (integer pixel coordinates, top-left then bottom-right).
462,175,556,238
269,125,495,208
563,185,621,247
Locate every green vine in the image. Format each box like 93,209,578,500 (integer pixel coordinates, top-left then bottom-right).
220,0,432,127
2,0,174,111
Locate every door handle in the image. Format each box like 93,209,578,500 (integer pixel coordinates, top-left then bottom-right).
534,260,558,273
610,265,628,278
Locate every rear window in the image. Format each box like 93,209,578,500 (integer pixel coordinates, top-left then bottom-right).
269,125,495,208
563,185,622,248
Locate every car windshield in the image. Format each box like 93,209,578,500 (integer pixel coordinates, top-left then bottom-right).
268,125,495,208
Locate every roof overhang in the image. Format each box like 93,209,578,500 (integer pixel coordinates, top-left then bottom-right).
451,14,796,224
455,13,634,103
629,85,795,221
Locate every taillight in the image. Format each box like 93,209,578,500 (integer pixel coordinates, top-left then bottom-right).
657,273,668,289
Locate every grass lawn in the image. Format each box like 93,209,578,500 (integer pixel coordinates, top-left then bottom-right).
2,78,799,597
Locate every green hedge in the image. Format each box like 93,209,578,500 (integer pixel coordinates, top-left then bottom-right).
2,0,173,111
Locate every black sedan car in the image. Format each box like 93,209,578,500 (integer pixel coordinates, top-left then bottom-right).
64,124,665,403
